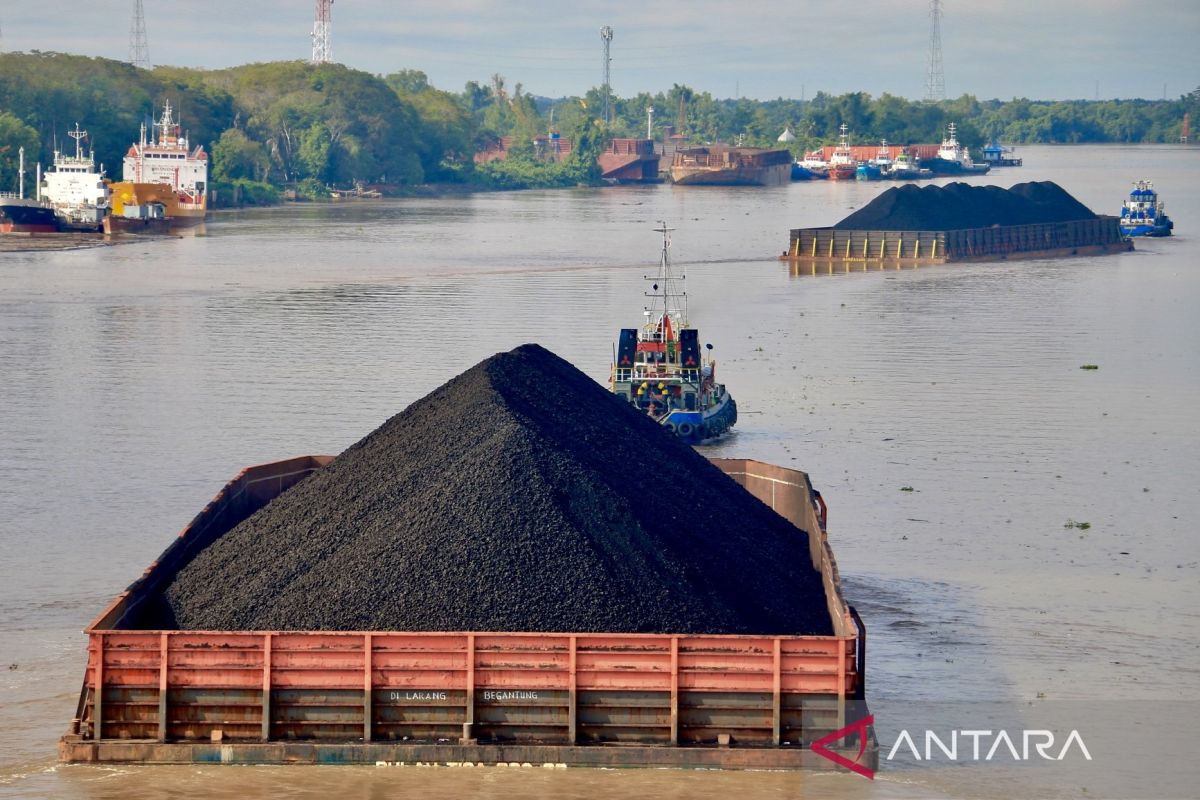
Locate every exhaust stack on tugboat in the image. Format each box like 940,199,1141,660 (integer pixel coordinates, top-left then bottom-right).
610,223,737,444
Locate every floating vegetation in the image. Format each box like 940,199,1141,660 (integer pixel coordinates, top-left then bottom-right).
1064,519,1092,530
1080,364,1099,370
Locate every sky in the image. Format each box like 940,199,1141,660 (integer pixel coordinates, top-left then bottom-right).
2,1,1197,102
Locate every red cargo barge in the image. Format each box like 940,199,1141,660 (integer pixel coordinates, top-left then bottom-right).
59,456,874,771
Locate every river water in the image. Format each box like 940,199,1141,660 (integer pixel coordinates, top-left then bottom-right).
1,145,1197,799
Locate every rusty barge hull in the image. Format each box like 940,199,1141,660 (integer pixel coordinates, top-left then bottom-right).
671,147,793,187
59,456,874,772
61,739,874,769
782,216,1132,265
672,164,791,186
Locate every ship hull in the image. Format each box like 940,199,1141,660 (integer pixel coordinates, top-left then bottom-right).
826,164,856,181
662,392,738,444
0,201,60,233
109,182,206,227
103,215,173,236
671,162,790,187
1120,221,1173,237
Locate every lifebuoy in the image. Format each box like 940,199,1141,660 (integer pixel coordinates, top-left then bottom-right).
678,422,694,437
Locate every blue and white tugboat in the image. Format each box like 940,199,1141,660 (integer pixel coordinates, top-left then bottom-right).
610,223,737,444
1120,180,1174,237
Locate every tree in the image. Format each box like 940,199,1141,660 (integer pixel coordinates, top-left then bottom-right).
0,111,39,193
212,127,269,182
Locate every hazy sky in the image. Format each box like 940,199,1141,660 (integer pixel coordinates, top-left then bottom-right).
3,2,1197,101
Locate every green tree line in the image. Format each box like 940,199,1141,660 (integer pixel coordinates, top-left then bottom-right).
0,51,1195,199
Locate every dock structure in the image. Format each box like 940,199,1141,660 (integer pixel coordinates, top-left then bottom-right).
782,217,1131,269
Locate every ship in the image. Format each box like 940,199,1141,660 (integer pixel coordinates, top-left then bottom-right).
108,100,208,228
796,149,830,179
927,123,990,175
610,223,737,444
826,125,857,180
670,146,792,186
1,146,59,233
1119,180,1173,237
40,123,110,232
0,196,59,233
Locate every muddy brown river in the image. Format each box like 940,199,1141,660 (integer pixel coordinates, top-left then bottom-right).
1,145,1197,798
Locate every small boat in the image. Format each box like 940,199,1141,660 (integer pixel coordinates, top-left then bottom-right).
610,223,737,444
886,150,931,180
855,162,882,181
856,140,892,181
826,124,856,180
1119,180,1173,237
791,162,824,180
982,139,1022,167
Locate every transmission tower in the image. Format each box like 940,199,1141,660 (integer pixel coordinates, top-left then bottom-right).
129,0,150,69
312,0,333,64
924,0,945,102
600,26,613,126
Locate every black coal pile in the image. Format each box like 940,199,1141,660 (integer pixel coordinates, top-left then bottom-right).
834,181,1098,231
159,344,833,635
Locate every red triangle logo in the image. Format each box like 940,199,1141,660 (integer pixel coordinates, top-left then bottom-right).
811,714,875,779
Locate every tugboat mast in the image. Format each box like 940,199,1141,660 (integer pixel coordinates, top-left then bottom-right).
644,222,687,335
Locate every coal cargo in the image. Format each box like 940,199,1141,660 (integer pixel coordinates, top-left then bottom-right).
784,180,1130,265
155,344,833,636
833,181,1097,231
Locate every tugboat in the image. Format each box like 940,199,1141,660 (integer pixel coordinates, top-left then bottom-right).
928,123,990,175
610,223,737,444
856,139,892,181
886,149,931,180
1119,180,1173,237
827,124,857,181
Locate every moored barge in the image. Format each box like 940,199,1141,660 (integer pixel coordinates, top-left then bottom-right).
670,146,792,186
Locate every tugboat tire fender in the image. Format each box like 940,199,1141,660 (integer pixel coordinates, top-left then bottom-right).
664,422,678,434
678,422,694,438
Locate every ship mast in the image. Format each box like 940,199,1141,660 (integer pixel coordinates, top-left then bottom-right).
69,124,88,161
644,222,687,337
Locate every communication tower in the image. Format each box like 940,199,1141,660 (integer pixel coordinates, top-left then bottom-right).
129,0,150,69
601,26,613,126
312,0,333,64
924,0,945,102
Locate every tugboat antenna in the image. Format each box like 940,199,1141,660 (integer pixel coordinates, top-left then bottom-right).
646,221,687,327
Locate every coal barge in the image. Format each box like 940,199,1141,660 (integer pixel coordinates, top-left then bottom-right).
59,346,873,772
783,180,1132,268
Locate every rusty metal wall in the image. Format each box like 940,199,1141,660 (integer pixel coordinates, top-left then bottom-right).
79,631,857,747
784,218,1130,265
